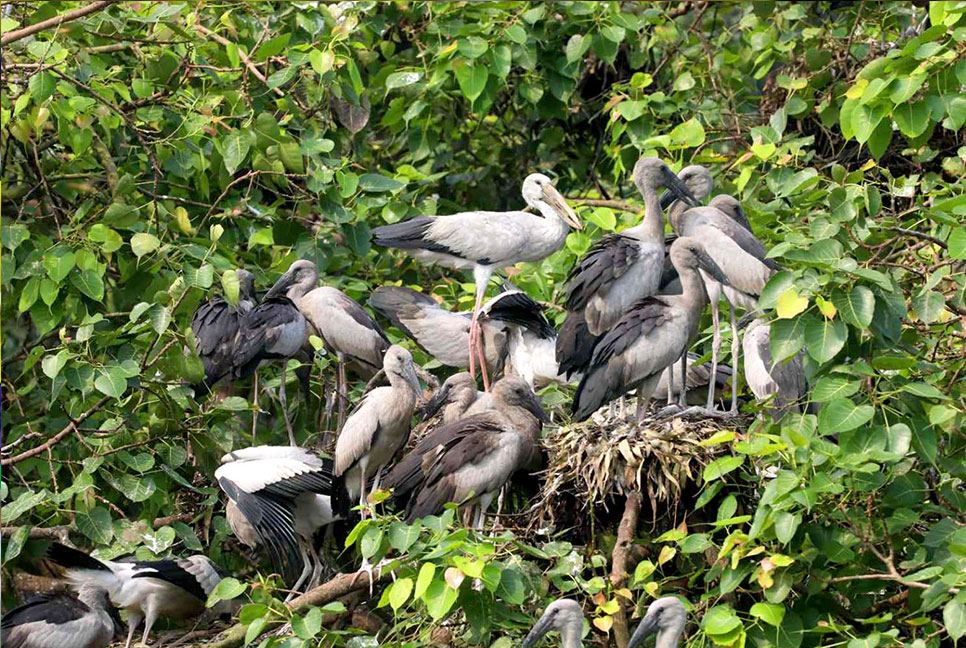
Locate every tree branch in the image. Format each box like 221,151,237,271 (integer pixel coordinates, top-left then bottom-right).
1,1,120,46
1,396,110,467
611,492,642,648
566,197,643,213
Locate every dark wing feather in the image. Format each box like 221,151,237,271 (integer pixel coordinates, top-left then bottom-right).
335,290,390,345
259,462,334,500
555,313,598,379
231,297,302,378
565,234,641,311
372,217,462,257
1,594,90,628
46,543,111,572
218,477,304,586
367,286,438,340
481,292,555,339
131,560,207,601
191,298,243,384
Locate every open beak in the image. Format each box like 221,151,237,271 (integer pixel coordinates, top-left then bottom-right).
627,614,659,648
696,249,730,286
521,613,554,647
664,168,699,208
526,391,550,423
542,184,582,230
418,383,451,421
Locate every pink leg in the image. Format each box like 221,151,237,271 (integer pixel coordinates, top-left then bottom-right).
468,289,486,384
477,327,490,391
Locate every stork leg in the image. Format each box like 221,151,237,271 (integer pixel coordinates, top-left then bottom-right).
288,544,313,600
474,492,496,530
679,351,688,407
140,602,159,647
666,364,675,406
469,267,492,391
729,304,740,414
251,372,259,442
706,298,722,412
358,465,368,518
279,360,297,446
337,352,348,431
124,611,144,648
492,485,507,529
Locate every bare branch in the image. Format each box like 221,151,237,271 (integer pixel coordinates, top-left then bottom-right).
1,1,120,46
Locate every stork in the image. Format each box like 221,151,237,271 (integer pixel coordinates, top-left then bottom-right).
572,237,730,422
417,372,480,425
521,598,585,648
1,587,122,648
267,259,390,430
742,317,807,414
372,173,581,390
675,195,778,412
215,445,339,596
190,268,256,393
386,376,546,527
556,159,699,381
45,543,230,648
652,352,734,408
628,597,688,648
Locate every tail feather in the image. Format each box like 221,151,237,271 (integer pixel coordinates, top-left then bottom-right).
46,543,110,572
556,315,598,379
481,292,555,339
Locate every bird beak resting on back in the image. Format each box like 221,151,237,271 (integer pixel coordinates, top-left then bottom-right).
418,382,451,420
521,612,554,647
696,249,730,286
264,268,295,299
627,611,660,648
662,167,700,209
542,184,582,230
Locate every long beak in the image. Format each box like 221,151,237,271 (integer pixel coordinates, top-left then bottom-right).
404,363,423,400
526,391,550,423
264,270,295,299
659,189,677,210
628,614,659,648
696,249,730,286
664,169,699,208
418,383,451,421
522,614,554,647
542,185,582,230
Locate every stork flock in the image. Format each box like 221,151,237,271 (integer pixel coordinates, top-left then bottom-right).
4,159,807,648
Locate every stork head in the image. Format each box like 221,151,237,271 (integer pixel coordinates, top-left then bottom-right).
265,259,318,300
522,599,585,647
628,597,688,648
522,173,582,230
669,237,730,286
660,164,713,210
633,158,698,208
383,345,422,399
418,372,476,420
235,269,257,301
708,195,751,231
491,375,548,422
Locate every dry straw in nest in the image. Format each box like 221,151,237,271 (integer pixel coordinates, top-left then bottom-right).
534,415,735,529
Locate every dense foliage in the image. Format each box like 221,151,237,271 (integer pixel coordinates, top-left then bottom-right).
1,2,965,647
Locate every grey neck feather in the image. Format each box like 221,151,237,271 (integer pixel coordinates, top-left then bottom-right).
655,618,686,648
641,185,666,243
561,620,583,648
676,262,706,313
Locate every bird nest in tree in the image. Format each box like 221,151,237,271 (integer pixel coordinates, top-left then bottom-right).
532,414,738,531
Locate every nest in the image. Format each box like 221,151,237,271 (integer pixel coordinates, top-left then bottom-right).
533,414,738,531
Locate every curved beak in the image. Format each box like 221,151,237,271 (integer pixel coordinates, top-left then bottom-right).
418,382,451,421
696,249,730,286
525,390,550,423
628,613,659,648
264,269,296,299
663,168,699,208
542,184,582,230
522,613,554,647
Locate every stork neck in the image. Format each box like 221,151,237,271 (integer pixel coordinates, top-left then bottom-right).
656,621,685,648
667,201,688,235
561,622,583,648
641,186,667,242
535,199,571,238
676,264,707,314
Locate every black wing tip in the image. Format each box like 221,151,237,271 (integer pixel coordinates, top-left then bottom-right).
45,543,109,572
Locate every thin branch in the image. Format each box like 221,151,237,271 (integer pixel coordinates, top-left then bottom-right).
566,197,642,213
1,0,120,46
888,226,948,250
1,396,110,467
194,24,285,99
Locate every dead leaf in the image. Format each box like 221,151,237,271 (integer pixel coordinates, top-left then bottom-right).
593,615,614,633
444,566,464,590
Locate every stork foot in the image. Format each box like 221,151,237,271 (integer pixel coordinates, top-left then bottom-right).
350,557,379,597
652,403,684,420
676,406,737,421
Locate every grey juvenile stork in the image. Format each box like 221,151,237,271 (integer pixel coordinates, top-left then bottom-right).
556,159,698,380
332,344,422,518
417,372,480,425
676,195,778,412
268,260,390,430
190,269,256,393
628,597,688,648
46,543,230,648
1,587,122,648
232,269,309,445
372,173,581,390
742,318,807,413
572,237,730,422
215,445,338,595
386,376,546,527
521,598,585,648
653,352,734,408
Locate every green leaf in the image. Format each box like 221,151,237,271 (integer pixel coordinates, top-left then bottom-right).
901,382,949,400
19,277,39,313
207,577,246,607
130,233,160,258
415,562,436,600
359,173,404,192
221,130,251,175
71,270,105,301
248,227,274,247
388,577,413,611
424,578,459,620
774,512,800,544
456,64,487,102
385,70,423,90
911,290,945,323
615,100,646,122
292,607,323,639
949,227,966,260
221,270,240,307
252,33,291,62
703,605,742,635
504,24,527,44
388,522,420,552
309,48,334,75
95,367,128,399
750,602,786,626
945,600,966,641
818,398,875,433
770,317,806,362
894,100,931,138
566,34,587,64
89,224,124,253
342,222,371,257
458,36,488,59
804,316,847,364
831,285,874,329
42,349,70,379
811,375,860,402
2,490,48,523
585,208,617,231
76,507,114,545
44,248,76,283
669,117,705,148
703,455,744,481
266,66,295,90
29,72,57,102
5,524,31,562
